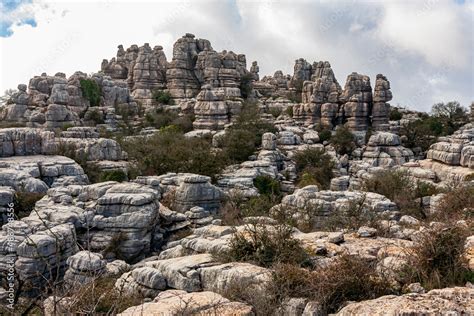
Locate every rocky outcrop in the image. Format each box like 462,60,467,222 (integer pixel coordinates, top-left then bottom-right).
102,43,167,106
119,290,253,316
63,251,106,288
145,173,224,214
336,287,474,315
372,74,393,131
0,127,126,162
173,175,224,213
0,186,14,226
426,124,473,168
218,160,279,197
0,223,78,294
0,155,88,193
362,132,414,167
193,85,241,130
1,72,137,128
293,61,341,128
340,72,373,132
273,185,397,229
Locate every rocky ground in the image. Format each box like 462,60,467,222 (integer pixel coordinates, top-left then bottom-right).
0,33,473,315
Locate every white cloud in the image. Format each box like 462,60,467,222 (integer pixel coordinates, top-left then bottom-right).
0,0,472,112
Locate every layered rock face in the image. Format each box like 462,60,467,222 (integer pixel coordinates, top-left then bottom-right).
102,43,167,106
273,185,397,229
193,85,241,130
119,290,254,316
372,74,393,131
0,222,78,294
340,72,373,132
255,70,291,98
293,61,342,128
336,287,474,315
362,132,414,167
1,72,137,128
426,124,473,168
289,59,392,133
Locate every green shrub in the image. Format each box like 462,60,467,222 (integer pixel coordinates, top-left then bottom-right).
220,193,281,226
253,175,281,196
220,101,277,163
221,129,257,163
216,223,311,268
287,91,302,103
80,79,101,107
293,148,334,189
145,108,194,132
363,169,440,219
331,125,355,155
152,90,174,105
99,170,128,182
268,107,282,118
389,108,403,120
240,73,254,99
318,129,332,142
121,128,225,180
401,225,472,290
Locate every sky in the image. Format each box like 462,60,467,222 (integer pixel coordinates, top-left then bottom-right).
0,0,473,112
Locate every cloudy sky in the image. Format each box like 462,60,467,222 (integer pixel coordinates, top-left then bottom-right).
0,0,472,112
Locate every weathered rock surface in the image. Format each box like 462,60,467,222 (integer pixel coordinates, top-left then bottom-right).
336,287,474,316
0,155,88,192
64,251,106,287
119,290,253,316
362,132,414,167
427,124,473,168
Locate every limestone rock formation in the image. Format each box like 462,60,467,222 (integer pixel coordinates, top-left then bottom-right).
336,287,474,315
64,251,106,288
119,290,254,316
274,185,397,229
0,155,88,193
102,43,167,106
362,132,414,167
372,74,393,131
427,124,473,168
340,72,373,131
1,72,137,128
293,61,341,128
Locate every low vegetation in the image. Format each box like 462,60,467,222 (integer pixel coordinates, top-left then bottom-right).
121,127,225,180
215,223,311,268
152,90,174,105
293,147,334,189
363,169,439,219
145,108,194,132
219,101,277,163
401,101,469,152
271,255,393,314
401,225,473,290
330,125,355,155
80,79,101,107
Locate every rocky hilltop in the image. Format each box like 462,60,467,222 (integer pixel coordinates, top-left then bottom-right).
0,33,472,315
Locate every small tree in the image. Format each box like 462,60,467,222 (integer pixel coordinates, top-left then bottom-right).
293,148,335,189
80,79,101,107
431,101,468,135
152,90,174,105
331,126,355,155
